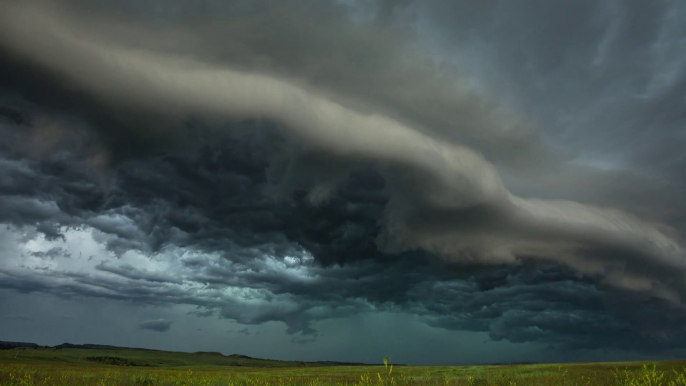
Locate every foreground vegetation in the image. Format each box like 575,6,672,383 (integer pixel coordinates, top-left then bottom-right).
2,348,686,385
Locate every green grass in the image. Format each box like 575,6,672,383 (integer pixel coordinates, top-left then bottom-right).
2,348,686,385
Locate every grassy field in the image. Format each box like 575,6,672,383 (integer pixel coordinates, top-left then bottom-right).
1,347,686,385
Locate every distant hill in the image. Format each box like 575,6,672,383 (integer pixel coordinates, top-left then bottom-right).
54,343,159,351
227,354,254,359
0,340,377,367
195,351,226,356
0,341,39,350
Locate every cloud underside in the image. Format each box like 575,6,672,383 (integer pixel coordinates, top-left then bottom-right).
0,0,685,353
139,319,172,332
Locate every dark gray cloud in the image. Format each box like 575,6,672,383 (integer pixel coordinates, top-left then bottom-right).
0,121,683,354
228,328,253,336
0,0,685,362
139,319,172,332
412,0,686,201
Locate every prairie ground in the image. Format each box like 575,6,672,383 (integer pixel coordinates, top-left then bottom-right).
1,348,685,385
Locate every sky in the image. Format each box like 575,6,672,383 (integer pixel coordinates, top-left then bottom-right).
0,0,685,366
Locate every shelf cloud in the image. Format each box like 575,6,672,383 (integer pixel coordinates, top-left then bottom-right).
1,0,686,362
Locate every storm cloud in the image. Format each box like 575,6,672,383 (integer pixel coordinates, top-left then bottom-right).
0,0,685,362
139,319,173,332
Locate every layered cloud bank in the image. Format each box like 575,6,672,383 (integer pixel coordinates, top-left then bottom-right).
1,0,686,355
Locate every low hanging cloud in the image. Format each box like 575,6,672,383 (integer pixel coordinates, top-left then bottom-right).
0,123,684,351
0,1,683,298
139,319,173,332
0,0,686,355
